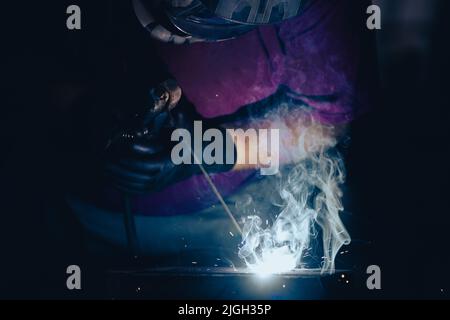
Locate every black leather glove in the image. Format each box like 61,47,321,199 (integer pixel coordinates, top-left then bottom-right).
104,100,236,194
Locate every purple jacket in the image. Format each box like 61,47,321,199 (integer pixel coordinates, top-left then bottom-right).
99,0,375,216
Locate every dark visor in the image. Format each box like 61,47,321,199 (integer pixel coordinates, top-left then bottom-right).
138,0,308,42
164,1,256,41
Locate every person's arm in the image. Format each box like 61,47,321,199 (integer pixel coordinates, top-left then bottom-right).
215,92,346,173
105,0,374,193
229,0,375,171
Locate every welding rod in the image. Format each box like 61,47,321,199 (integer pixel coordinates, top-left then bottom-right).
193,154,243,236
118,83,243,252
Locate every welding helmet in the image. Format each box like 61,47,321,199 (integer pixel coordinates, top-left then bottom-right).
133,0,310,44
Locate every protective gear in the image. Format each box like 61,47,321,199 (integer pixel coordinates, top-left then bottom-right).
202,0,306,24
104,79,181,149
133,0,310,43
104,92,237,195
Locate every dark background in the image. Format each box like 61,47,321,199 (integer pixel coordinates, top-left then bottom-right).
1,0,449,299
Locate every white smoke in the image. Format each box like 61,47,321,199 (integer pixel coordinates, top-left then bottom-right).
238,109,351,275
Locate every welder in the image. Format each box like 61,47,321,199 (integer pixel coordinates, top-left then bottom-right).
62,0,376,260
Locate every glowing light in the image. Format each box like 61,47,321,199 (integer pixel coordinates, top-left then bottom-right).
237,111,351,275
249,246,297,276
